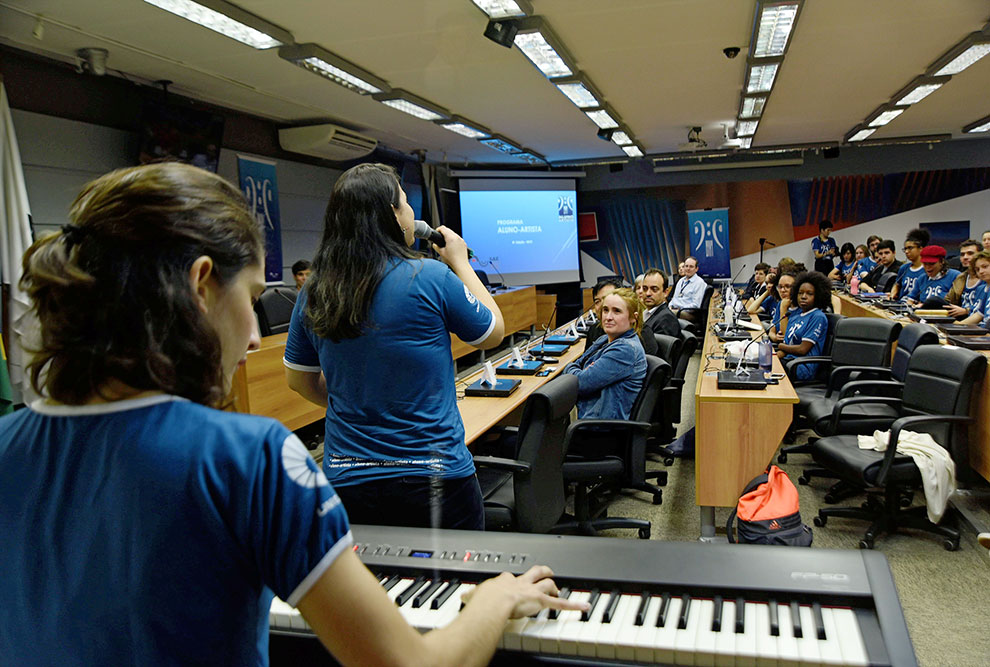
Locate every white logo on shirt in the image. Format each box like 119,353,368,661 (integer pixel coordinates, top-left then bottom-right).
463,284,477,304
281,434,330,488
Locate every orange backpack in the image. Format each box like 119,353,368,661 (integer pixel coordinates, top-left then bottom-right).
726,465,813,546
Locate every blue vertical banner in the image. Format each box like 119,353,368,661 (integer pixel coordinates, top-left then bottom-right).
237,154,283,284
687,207,730,278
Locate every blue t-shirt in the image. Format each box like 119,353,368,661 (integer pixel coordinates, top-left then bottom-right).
811,236,838,272
564,329,646,420
895,264,926,301
976,288,990,329
915,268,961,302
854,257,877,278
773,302,799,333
960,279,987,313
0,396,351,666
835,260,856,278
285,258,494,486
760,294,779,316
783,308,828,381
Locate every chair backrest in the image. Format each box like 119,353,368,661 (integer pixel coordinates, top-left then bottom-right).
828,317,901,368
675,330,699,379
255,287,297,336
699,285,715,311
890,323,939,382
512,374,578,533
901,346,987,461
818,312,843,357
653,334,682,368
630,355,672,423
876,272,898,292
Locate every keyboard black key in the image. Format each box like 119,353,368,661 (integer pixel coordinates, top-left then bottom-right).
430,580,460,610
602,590,621,623
412,580,443,608
634,592,650,627
581,589,601,622
656,593,672,628
395,577,427,607
790,600,803,638
677,594,692,630
712,595,723,632
813,602,826,640
769,599,780,637
548,587,570,620
382,575,402,592
735,597,746,634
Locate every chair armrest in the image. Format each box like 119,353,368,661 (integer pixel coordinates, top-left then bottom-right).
472,455,531,475
828,365,892,392
566,419,652,440
668,377,685,389
784,356,831,384
876,415,974,485
837,379,903,400
829,396,903,435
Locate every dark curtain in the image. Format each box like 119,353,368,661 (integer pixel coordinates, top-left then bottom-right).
588,195,687,281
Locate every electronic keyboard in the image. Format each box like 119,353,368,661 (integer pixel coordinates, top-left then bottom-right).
269,525,916,666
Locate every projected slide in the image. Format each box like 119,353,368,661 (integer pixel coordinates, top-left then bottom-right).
459,178,579,286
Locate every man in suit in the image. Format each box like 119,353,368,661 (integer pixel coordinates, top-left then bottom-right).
584,278,657,355
640,268,681,338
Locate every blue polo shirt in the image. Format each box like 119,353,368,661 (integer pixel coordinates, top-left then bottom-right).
916,269,961,302
285,258,495,486
783,307,828,381
895,264,926,301
0,396,351,665
854,257,877,278
835,260,856,278
960,278,986,313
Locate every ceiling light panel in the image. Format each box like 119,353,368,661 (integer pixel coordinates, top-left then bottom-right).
611,131,632,146
752,2,801,58
437,116,491,139
739,96,767,119
373,90,449,121
867,108,905,127
480,136,522,153
931,33,990,76
143,0,292,48
556,81,600,108
739,137,753,149
622,145,644,157
893,78,947,106
963,115,990,133
586,109,619,129
470,0,532,19
514,31,572,77
737,120,759,136
279,44,389,95
515,151,546,164
847,128,876,142
746,61,780,93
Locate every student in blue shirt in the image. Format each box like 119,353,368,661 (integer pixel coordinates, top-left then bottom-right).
812,219,838,275
0,163,581,666
851,244,877,281
778,271,831,381
284,163,505,531
891,227,930,301
564,288,647,420
908,245,961,307
961,252,990,329
945,239,985,319
828,242,856,281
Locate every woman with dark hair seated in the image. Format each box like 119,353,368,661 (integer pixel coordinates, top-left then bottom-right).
828,242,857,281
777,271,831,381
563,288,647,420
0,163,581,665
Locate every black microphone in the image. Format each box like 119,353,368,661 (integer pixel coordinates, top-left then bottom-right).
532,302,558,360
730,263,747,286
735,326,772,376
414,220,476,260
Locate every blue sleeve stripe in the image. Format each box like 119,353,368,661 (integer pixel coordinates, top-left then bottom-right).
462,309,496,346
286,529,354,607
283,359,322,373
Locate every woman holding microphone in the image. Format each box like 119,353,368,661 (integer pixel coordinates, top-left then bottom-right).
285,163,504,531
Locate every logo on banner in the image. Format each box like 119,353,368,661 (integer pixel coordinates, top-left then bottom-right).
692,216,726,260
558,195,574,220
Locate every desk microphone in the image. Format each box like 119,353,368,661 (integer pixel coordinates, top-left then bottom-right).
735,327,772,375
414,220,476,259
531,302,558,361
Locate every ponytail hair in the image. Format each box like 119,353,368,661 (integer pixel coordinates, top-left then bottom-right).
20,162,263,406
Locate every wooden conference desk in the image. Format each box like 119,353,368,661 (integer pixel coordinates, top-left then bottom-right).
694,298,799,540
833,291,990,482
450,286,537,360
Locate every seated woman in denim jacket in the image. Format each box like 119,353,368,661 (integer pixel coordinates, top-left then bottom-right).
563,288,647,420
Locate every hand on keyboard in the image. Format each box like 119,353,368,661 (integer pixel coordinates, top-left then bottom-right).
462,565,590,620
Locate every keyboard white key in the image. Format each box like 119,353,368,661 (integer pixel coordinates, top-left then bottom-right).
735,602,760,667
612,594,643,662
795,604,821,665
831,607,869,666
692,599,717,667
655,594,682,665
518,608,553,653
775,603,801,667
713,600,737,667
754,601,778,666
576,591,610,658
595,593,635,660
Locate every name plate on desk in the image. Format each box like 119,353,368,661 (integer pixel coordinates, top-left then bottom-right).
716,369,770,390
496,360,543,375
464,378,522,397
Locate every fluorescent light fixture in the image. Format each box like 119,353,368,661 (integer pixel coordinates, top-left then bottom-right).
853,133,951,147
585,108,619,129
554,76,602,108
892,76,949,106
622,145,644,158
142,0,291,48
480,135,523,153
470,0,532,19
963,115,990,133
739,95,767,119
514,18,574,78
739,137,753,149
737,120,759,136
745,60,781,93
752,1,801,58
279,44,389,95
866,106,905,127
930,32,990,76
611,131,632,146
436,116,491,139
372,89,449,121
514,150,546,164
846,127,876,142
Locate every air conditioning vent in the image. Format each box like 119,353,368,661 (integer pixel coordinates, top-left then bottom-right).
278,124,377,161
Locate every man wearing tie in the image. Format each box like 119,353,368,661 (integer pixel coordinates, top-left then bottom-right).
668,256,706,321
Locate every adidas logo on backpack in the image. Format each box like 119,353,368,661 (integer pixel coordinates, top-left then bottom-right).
726,465,813,547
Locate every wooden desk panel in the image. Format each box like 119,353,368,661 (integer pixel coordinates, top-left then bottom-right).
695,301,798,508
535,294,558,330
451,286,537,360
833,291,990,482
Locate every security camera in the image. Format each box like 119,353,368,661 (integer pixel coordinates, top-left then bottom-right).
75,47,108,76
723,46,741,59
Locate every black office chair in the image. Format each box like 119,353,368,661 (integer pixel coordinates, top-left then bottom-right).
810,345,986,550
557,355,671,538
875,272,898,293
650,331,697,458
678,285,715,334
255,287,298,336
475,375,578,534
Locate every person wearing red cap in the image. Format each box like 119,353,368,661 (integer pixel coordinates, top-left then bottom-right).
906,245,960,307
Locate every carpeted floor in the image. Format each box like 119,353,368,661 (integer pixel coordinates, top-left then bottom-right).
594,354,990,667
